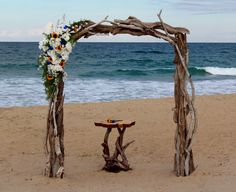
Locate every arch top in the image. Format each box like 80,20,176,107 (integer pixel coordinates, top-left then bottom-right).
71,16,190,44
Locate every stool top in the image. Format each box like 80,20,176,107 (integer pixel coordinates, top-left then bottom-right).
94,120,135,129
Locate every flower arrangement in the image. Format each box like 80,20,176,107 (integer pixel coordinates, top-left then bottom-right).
38,17,89,99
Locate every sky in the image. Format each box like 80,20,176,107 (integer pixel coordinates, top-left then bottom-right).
0,0,235,42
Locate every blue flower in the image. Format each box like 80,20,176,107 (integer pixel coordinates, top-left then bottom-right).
56,52,62,58
49,46,53,50
63,25,68,29
61,38,67,45
46,61,52,65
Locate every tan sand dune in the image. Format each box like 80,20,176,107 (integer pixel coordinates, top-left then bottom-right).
0,94,235,192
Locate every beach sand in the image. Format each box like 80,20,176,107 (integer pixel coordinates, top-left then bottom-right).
0,94,235,192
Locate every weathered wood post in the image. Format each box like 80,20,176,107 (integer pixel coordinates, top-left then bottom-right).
45,75,65,178
173,33,196,176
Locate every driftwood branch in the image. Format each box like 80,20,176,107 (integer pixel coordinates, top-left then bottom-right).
95,121,135,172
71,15,189,44
157,11,197,176
44,75,65,178
72,16,109,40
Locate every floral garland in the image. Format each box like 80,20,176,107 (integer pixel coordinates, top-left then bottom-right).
38,17,88,99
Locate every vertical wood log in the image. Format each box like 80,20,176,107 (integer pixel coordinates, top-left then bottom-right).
45,75,65,178
173,33,195,176
101,127,134,172
102,128,112,163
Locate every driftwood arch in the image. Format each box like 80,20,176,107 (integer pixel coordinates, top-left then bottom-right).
44,13,197,178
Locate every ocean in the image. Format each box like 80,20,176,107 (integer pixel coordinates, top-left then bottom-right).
0,42,236,107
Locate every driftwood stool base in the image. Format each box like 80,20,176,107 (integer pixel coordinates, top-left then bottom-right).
95,120,135,172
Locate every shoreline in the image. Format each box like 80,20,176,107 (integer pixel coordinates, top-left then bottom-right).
0,93,236,191
1,93,236,109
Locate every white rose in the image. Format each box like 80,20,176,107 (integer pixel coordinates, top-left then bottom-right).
47,50,57,63
62,33,70,41
39,41,43,49
39,38,48,50
42,46,48,52
61,49,69,61
54,59,61,65
48,64,64,73
62,54,69,61
55,38,61,47
66,42,72,53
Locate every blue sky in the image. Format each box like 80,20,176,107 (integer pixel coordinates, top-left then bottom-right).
0,0,235,42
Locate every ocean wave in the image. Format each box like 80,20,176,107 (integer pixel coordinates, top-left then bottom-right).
197,67,236,76
79,67,211,78
78,67,236,78
0,63,37,69
132,50,167,54
220,50,230,54
123,58,154,63
79,69,148,77
1,77,236,107
116,69,147,76
115,67,212,76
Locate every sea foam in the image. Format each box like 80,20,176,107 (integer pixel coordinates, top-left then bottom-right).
0,77,236,107
198,67,236,76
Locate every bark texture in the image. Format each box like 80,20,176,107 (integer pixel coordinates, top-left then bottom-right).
173,33,197,176
44,76,65,178
95,120,135,172
101,128,134,172
71,16,189,44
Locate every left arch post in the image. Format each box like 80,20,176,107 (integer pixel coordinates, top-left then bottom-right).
45,75,65,178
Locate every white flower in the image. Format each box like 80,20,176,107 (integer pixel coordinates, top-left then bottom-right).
49,38,56,47
39,36,49,50
38,55,47,66
47,50,57,61
55,38,61,47
43,46,48,52
39,43,48,52
54,58,61,65
66,42,72,53
61,48,70,61
63,72,68,80
61,53,69,61
62,33,70,41
48,64,64,75
39,41,44,49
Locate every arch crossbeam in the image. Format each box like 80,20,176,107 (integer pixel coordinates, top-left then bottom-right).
71,16,189,44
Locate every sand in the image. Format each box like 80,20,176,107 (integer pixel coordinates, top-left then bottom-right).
0,94,236,192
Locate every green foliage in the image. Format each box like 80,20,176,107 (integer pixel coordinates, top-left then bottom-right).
42,64,57,100
38,57,57,100
71,20,90,28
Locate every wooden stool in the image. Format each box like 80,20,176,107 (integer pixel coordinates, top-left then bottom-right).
94,120,135,172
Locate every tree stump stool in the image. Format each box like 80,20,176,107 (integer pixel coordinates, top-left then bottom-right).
94,120,135,172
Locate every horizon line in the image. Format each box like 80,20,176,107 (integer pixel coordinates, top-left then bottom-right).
0,41,236,43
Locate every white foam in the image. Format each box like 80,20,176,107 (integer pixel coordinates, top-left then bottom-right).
199,67,236,76
64,78,174,103
0,78,48,107
194,79,236,95
0,77,236,107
